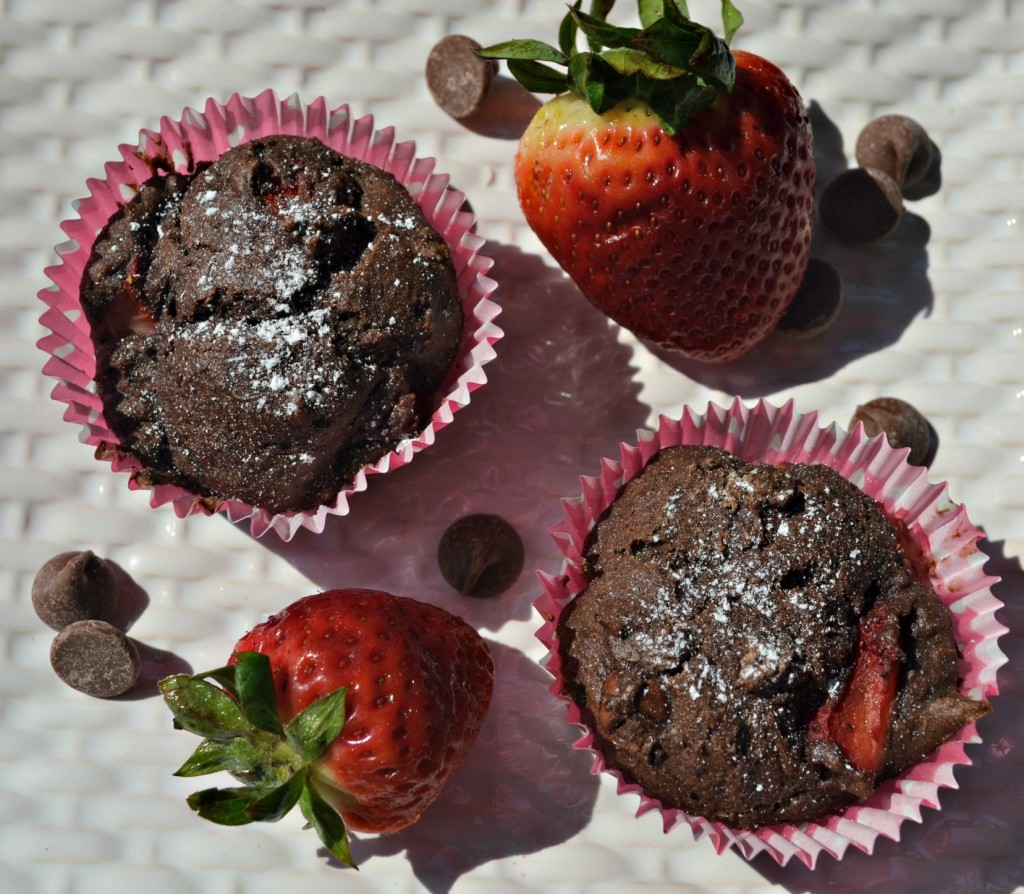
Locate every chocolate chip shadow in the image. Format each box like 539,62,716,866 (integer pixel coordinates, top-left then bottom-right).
448,75,543,139
99,561,194,700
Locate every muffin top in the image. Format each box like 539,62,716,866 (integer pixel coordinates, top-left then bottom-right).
557,444,989,829
80,134,463,513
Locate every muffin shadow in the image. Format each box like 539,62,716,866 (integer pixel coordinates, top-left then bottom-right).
262,241,650,633
753,535,1023,892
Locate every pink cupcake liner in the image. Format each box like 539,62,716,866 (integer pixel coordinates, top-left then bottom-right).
37,90,502,541
536,396,1006,868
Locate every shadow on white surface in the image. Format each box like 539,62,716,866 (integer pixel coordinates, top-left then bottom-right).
455,75,542,140
105,561,195,700
344,640,600,892
107,560,150,632
658,100,936,396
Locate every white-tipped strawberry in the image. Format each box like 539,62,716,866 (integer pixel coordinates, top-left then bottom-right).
480,0,814,362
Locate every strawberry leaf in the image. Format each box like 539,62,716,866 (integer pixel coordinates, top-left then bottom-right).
245,767,309,823
300,783,355,869
193,664,240,700
568,53,613,113
162,650,361,867
571,6,640,50
569,51,638,113
173,736,263,778
476,39,568,65
232,651,285,736
632,18,735,92
285,685,348,763
159,673,250,741
641,75,718,136
686,27,735,91
638,0,665,27
603,47,685,80
721,0,744,44
483,0,742,131
507,59,569,94
187,786,264,826
662,0,693,28
559,4,580,57
584,0,613,52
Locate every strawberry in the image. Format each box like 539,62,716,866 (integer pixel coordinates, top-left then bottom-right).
479,0,814,362
810,603,903,774
158,588,493,866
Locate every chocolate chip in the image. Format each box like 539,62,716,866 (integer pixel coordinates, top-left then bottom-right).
855,115,935,193
850,397,932,466
777,258,844,339
32,550,119,631
50,619,141,698
426,35,498,120
819,166,904,243
438,513,524,598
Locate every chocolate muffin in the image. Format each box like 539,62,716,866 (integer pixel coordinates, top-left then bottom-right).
556,445,990,829
80,134,463,513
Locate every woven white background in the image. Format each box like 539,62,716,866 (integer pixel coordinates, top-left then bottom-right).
2,0,1023,892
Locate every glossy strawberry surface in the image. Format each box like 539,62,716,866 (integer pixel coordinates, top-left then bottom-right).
515,50,814,362
161,588,493,865
233,588,494,834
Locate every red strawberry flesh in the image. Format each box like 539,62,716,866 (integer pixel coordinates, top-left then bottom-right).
160,588,493,864
810,604,903,775
231,588,493,833
515,51,813,362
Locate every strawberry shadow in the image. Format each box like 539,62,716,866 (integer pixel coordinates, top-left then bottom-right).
344,639,600,891
752,534,1023,894
650,100,935,397
263,241,649,635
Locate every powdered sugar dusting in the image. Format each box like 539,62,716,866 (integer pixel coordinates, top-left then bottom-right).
174,307,340,415
557,445,952,831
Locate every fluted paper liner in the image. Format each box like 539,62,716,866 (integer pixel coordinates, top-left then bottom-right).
38,90,502,540
536,397,1006,868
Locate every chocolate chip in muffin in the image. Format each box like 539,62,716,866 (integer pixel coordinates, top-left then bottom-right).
50,619,141,698
32,550,118,631
438,513,524,598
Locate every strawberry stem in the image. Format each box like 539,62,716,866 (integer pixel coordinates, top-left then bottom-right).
158,656,356,867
